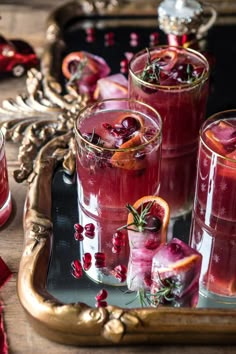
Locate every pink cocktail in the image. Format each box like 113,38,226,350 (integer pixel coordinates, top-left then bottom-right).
128,46,209,218
0,130,12,227
74,98,162,285
190,110,236,302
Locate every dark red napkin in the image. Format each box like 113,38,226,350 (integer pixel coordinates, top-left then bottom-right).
0,302,8,354
0,257,12,289
0,256,12,354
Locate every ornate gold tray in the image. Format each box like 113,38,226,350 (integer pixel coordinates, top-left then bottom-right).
1,0,236,347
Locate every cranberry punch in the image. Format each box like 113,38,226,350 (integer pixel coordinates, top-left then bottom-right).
129,46,209,218
190,110,236,303
0,130,12,227
74,98,162,285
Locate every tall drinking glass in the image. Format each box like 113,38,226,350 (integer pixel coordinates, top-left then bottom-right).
0,130,12,227
128,45,210,218
190,110,236,303
74,98,162,285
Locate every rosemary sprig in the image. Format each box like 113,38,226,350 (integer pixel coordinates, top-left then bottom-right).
117,201,154,232
126,273,179,308
139,48,161,84
67,57,88,86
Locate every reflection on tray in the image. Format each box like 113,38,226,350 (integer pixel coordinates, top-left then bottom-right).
47,169,235,309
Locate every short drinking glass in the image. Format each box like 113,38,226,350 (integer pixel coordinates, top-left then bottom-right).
190,110,236,303
74,98,162,285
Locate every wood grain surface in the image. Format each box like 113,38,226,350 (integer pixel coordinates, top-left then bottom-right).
0,1,236,353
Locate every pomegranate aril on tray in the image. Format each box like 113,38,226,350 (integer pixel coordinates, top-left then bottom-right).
71,259,83,279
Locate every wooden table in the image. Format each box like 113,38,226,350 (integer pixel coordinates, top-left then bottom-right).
1,1,236,353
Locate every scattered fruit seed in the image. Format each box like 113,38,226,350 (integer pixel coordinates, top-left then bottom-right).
130,32,139,40
104,32,114,40
74,231,84,241
71,269,83,279
71,259,83,279
83,252,92,270
120,59,128,68
85,231,95,238
85,27,95,35
144,239,159,250
95,288,108,301
74,223,84,233
85,223,95,232
112,264,127,282
86,35,95,43
112,246,121,254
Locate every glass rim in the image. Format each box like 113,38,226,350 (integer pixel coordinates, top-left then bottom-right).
200,109,236,164
129,45,210,91
74,97,162,153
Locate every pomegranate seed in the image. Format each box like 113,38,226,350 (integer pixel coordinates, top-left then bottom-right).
83,252,92,270
85,27,95,35
85,223,95,232
84,223,95,238
112,264,127,282
120,59,128,68
130,32,139,40
121,116,140,132
145,239,159,250
72,269,83,279
149,32,159,41
96,300,108,307
86,35,95,43
85,231,95,238
74,231,84,241
95,288,108,301
83,252,92,263
112,245,121,254
71,259,83,279
112,238,123,247
112,231,126,252
105,32,114,40
74,223,84,233
94,252,106,268
105,39,114,47
120,67,127,74
130,39,138,47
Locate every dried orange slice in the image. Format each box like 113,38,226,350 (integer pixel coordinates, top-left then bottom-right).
158,254,201,274
111,133,146,170
204,129,226,155
127,195,170,244
151,48,178,71
62,51,99,79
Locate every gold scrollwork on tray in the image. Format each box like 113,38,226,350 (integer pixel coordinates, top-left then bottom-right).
1,0,236,348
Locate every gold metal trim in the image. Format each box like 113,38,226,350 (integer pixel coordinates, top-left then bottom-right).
1,0,236,347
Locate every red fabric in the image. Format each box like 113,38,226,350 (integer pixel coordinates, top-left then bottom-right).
0,302,8,354
0,257,12,289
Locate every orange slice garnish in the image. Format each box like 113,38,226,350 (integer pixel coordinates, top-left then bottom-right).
111,133,146,170
110,113,146,170
204,129,226,155
158,254,201,274
62,51,98,79
151,48,178,71
127,196,170,244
